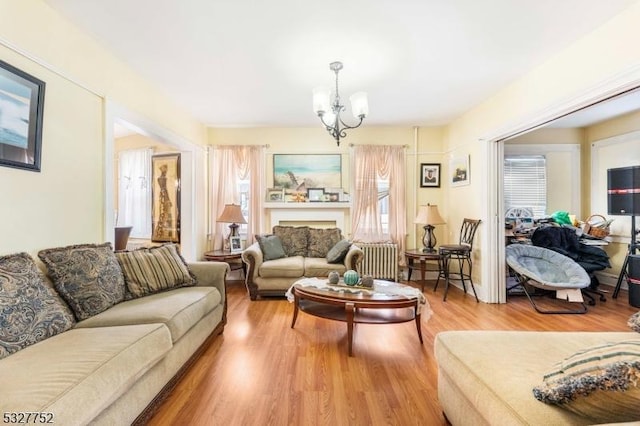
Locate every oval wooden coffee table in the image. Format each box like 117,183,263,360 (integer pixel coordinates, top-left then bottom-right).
290,280,425,356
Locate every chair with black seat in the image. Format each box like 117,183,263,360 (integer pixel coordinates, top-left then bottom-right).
435,218,481,302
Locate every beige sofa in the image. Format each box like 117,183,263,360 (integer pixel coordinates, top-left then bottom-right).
0,246,228,426
242,226,363,300
434,330,640,425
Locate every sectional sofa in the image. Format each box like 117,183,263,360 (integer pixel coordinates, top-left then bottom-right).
435,329,640,425
0,243,228,425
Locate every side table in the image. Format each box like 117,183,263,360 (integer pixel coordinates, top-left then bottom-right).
405,249,447,293
204,250,246,279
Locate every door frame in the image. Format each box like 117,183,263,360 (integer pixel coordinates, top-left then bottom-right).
481,65,640,303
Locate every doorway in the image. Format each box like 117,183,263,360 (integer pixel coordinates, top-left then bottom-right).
103,100,204,261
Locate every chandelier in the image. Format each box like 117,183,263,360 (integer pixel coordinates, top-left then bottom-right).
313,61,369,146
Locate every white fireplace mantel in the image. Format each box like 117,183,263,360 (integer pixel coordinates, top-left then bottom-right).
264,202,351,230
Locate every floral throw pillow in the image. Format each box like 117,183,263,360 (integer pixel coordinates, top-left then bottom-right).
0,252,75,359
38,243,125,321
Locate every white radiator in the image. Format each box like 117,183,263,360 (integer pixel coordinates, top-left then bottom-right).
359,243,399,281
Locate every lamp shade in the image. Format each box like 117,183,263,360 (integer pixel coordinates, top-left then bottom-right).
216,204,247,224
414,204,445,225
313,87,331,114
349,91,369,118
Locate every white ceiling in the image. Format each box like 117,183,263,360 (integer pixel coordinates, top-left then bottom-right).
45,0,640,128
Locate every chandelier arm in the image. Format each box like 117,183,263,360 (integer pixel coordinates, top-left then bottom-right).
337,115,365,131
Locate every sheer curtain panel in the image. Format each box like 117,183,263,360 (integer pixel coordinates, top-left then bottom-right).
350,145,407,259
117,148,152,238
209,145,264,251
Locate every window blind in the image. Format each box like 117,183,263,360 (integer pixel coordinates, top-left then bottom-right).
504,155,547,218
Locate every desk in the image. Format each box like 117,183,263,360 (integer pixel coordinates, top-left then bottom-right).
204,250,246,278
405,249,446,292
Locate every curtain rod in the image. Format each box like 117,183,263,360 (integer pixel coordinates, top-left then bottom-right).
349,143,410,148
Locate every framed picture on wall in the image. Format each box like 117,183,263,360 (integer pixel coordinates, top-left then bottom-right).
151,153,181,243
450,155,470,187
273,154,342,189
420,163,441,188
0,59,46,172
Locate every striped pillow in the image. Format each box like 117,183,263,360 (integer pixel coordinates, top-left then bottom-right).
533,340,640,422
116,244,196,298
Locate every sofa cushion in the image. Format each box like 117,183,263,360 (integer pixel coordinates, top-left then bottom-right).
273,226,309,257
308,228,342,258
256,235,286,261
305,257,347,277
115,244,196,298
434,330,640,426
326,239,352,264
259,256,305,278
628,311,640,333
75,286,221,343
38,243,125,321
0,324,171,426
0,253,75,359
533,340,640,422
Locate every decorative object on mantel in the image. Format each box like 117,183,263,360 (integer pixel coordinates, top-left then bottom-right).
216,203,247,251
415,204,446,252
0,59,46,172
312,61,369,146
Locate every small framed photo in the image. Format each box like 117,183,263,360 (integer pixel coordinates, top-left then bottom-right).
266,188,284,202
420,163,440,188
325,192,340,202
230,236,242,253
450,155,470,187
307,188,325,202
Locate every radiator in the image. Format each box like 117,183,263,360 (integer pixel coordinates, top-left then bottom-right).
359,243,399,281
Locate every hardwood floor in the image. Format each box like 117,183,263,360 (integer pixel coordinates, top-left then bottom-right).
147,280,638,425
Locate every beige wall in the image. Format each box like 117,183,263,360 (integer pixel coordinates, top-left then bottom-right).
583,109,640,275
0,1,206,257
208,126,447,248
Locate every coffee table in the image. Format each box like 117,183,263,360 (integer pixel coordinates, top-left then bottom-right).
289,279,426,356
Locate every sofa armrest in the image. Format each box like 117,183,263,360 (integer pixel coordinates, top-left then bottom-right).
345,244,364,271
241,242,263,300
187,261,229,317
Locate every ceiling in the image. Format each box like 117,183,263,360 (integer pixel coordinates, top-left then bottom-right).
45,0,640,128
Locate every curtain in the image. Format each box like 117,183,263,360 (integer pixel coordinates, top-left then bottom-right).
350,145,407,260
209,145,264,250
117,148,152,238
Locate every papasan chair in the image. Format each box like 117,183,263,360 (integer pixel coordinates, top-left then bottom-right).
505,244,590,314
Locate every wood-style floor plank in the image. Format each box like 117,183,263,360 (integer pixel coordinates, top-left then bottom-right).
147,280,638,425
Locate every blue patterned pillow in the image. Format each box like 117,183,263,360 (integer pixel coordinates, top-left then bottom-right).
0,252,75,359
38,243,125,320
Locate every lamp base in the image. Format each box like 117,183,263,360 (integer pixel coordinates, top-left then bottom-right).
422,224,437,252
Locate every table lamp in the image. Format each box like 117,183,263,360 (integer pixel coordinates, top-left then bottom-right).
216,204,247,248
414,204,445,252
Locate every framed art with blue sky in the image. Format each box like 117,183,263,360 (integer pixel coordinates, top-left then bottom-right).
0,59,45,172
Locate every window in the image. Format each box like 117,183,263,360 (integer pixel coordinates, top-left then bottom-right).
378,178,389,235
117,148,152,238
237,178,250,236
504,155,547,218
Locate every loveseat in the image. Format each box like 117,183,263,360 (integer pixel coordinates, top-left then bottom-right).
435,329,640,425
242,226,363,300
0,243,228,426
